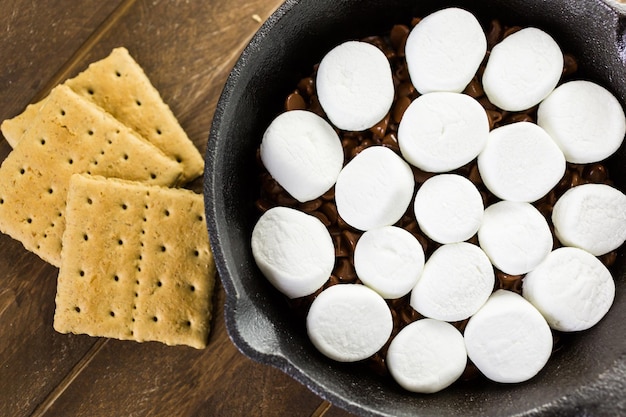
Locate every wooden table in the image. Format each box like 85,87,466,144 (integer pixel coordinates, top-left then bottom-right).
0,1,356,416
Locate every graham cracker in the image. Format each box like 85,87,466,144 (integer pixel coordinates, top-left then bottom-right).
0,84,182,267
1,47,204,184
54,174,215,349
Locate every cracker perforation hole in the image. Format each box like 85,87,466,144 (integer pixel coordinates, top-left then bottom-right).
156,128,162,135
74,306,81,313
0,198,4,204
40,138,46,145
26,218,32,224
123,154,129,160
47,188,53,194
152,316,158,322
136,100,142,106
115,70,121,77
88,129,94,136
68,158,74,165
175,156,183,163
87,198,93,205
114,275,119,282
150,173,157,180
109,311,115,317
160,245,166,252
60,109,66,116
118,239,123,245
190,285,196,292
83,234,89,241
87,88,94,95
185,320,191,327
19,168,25,175
157,280,162,287
193,249,200,257
164,209,170,217
121,203,128,210
79,270,85,277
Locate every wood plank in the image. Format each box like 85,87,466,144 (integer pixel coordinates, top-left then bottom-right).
0,250,99,417
0,3,130,416
42,283,329,417
0,0,125,121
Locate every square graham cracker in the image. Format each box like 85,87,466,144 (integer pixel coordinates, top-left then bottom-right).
54,174,215,349
0,84,182,266
1,47,203,184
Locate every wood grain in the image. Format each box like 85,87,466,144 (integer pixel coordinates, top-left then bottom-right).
0,0,125,119
0,0,357,416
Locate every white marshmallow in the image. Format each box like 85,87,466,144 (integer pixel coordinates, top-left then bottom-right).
482,27,563,111
306,284,393,362
398,92,489,173
335,146,414,231
478,201,552,275
464,290,553,383
387,319,467,394
410,242,494,322
316,41,394,131
251,207,334,298
261,110,344,202
537,80,626,164
552,183,626,256
477,122,566,202
414,174,484,244
405,7,487,94
523,247,615,332
354,226,425,299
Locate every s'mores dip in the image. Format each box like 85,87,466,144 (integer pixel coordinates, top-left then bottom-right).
251,8,626,393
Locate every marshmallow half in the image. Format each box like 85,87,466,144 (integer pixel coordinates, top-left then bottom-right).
398,92,489,173
261,110,344,202
552,183,626,256
306,284,393,362
316,41,394,131
523,247,615,332
482,27,563,111
410,242,494,322
477,122,565,202
251,207,334,298
335,146,414,231
538,80,626,164
464,290,553,383
478,201,552,275
387,319,467,394
354,226,425,299
405,7,487,94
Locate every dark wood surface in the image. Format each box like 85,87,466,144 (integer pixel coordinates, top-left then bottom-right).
0,1,357,416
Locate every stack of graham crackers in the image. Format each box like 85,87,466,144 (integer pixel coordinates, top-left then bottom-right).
0,48,215,349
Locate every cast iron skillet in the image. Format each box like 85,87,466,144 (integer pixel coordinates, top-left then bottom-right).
205,0,626,415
